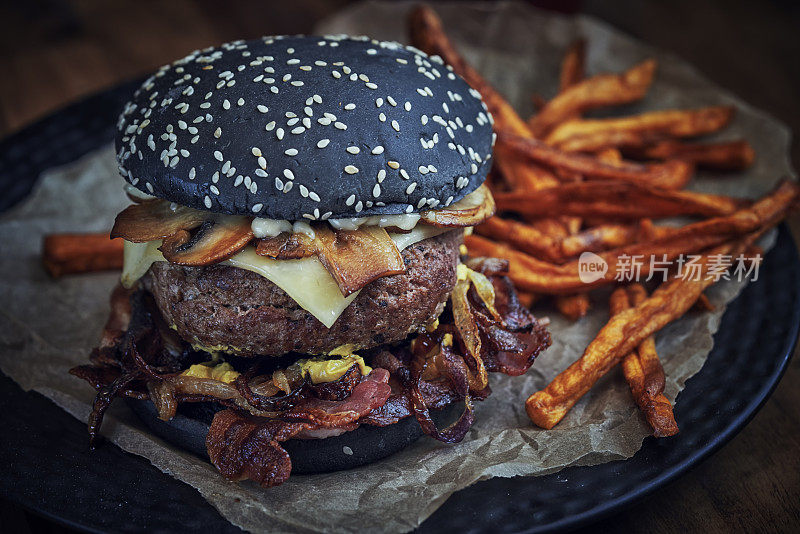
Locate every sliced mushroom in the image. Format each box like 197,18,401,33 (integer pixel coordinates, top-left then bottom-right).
111,200,206,242
420,183,496,227
315,225,406,296
255,232,319,259
159,216,254,265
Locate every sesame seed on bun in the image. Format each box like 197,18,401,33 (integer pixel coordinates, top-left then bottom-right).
115,35,495,221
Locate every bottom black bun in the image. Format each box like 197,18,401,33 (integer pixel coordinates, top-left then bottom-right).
125,398,460,474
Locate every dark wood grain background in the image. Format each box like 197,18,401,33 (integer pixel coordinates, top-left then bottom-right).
0,1,798,533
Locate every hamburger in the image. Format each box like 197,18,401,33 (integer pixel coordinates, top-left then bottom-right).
71,35,551,487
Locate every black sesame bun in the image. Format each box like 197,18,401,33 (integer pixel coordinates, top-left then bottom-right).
115,35,495,221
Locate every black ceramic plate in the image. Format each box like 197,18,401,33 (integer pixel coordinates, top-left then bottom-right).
0,81,798,534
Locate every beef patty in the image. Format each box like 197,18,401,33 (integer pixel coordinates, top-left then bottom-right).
142,229,462,357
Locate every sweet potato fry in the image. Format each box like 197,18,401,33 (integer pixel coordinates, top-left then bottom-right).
563,217,583,235
497,149,561,191
477,219,638,264
595,148,623,165
555,293,591,320
497,131,693,189
553,129,661,153
608,286,630,313
494,181,743,220
528,59,657,138
42,233,124,277
493,164,574,237
526,242,741,429
475,217,562,263
637,218,679,240
559,39,586,91
554,168,584,183
622,284,679,436
545,106,735,151
530,218,570,238
469,179,799,294
558,223,639,258
624,140,755,170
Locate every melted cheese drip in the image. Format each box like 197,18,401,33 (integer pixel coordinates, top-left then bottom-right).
122,225,454,328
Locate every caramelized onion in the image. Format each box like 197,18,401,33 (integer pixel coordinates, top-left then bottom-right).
271,369,291,394
465,256,509,277
451,278,489,391
86,372,137,447
408,340,474,443
309,364,361,401
73,265,553,488
250,375,281,398
169,375,239,399
234,360,308,412
147,380,177,421
466,268,502,322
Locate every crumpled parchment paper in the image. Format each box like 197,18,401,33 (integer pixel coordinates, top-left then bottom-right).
0,1,794,533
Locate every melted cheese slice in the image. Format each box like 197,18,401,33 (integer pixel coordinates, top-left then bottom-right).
122,225,454,328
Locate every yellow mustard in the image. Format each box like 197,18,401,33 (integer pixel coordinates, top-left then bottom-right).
297,355,371,384
441,333,453,347
181,362,240,384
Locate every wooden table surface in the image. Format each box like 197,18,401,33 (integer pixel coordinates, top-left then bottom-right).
0,1,798,533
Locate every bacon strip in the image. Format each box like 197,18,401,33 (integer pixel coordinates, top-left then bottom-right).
206,410,305,488
282,369,392,426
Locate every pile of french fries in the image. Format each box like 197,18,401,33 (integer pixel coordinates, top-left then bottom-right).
408,5,799,436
